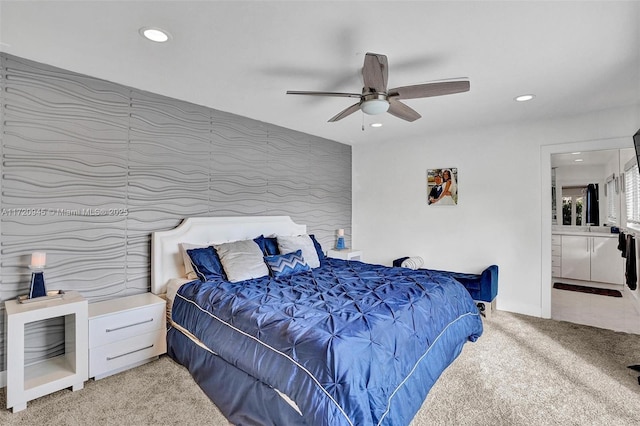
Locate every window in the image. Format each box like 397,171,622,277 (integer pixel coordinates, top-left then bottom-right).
562,186,584,226
605,174,617,225
625,160,640,225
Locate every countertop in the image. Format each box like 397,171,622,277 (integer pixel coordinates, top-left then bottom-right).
552,229,619,238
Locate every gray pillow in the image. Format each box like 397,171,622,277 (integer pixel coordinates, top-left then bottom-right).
277,234,320,268
213,239,269,283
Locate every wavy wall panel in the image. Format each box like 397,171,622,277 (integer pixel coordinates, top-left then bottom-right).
0,53,351,369
210,111,269,215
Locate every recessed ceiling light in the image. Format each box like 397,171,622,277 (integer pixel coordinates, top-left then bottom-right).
514,94,535,102
574,158,584,162
370,123,383,128
139,27,171,43
571,152,581,155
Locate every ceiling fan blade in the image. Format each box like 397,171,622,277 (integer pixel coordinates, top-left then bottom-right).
328,102,362,122
362,53,388,93
388,80,470,100
387,99,421,122
286,90,361,98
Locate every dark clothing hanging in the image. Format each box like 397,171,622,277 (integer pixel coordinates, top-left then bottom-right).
585,183,599,226
625,234,637,291
619,232,627,257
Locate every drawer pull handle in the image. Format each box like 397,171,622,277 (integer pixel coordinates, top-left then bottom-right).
106,344,154,361
105,318,153,333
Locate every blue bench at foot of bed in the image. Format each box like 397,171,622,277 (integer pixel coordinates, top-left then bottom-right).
393,259,498,317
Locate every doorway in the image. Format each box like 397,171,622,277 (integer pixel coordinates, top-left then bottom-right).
549,147,640,333
541,137,633,320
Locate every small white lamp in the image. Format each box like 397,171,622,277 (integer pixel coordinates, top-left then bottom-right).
336,229,346,250
29,252,47,298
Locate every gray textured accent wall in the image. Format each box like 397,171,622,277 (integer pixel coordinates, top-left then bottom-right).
0,53,351,368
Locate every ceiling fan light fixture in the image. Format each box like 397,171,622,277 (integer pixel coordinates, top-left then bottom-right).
361,99,390,115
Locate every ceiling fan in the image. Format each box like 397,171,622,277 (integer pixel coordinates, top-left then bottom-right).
286,52,470,122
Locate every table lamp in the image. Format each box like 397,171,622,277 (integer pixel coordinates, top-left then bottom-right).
29,252,47,298
336,229,346,250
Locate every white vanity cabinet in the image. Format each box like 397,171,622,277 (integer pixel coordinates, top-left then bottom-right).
551,235,562,277
561,236,592,281
591,237,624,284
560,234,623,284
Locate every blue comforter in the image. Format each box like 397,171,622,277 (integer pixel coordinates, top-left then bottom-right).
170,258,483,425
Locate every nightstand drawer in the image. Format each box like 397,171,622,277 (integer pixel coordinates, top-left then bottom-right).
89,303,164,348
89,330,166,378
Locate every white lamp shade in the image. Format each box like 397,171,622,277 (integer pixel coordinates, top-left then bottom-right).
30,252,46,268
361,99,389,115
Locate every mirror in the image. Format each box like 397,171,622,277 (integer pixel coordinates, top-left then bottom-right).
560,184,599,226
552,148,635,228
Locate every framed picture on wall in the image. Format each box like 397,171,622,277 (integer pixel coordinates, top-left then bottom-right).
427,168,458,205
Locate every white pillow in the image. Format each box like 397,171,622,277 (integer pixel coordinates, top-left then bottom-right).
277,235,320,268
213,239,269,283
179,242,207,280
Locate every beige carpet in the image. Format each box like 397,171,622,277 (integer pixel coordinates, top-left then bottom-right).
2,311,640,425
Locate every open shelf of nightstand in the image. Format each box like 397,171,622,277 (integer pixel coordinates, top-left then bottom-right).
24,355,76,390
5,291,88,413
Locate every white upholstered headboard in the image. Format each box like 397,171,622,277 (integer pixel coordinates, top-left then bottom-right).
151,216,306,295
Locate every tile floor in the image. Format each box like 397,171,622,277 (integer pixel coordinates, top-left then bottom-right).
551,279,640,334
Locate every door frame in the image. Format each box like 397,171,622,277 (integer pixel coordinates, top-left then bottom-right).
540,136,631,318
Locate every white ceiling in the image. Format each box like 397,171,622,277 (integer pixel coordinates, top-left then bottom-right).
1,1,639,146
551,149,621,168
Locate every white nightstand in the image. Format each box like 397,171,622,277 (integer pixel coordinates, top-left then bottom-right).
88,293,166,380
327,249,363,261
5,290,88,413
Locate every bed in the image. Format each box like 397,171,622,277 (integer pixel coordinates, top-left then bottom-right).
151,216,483,426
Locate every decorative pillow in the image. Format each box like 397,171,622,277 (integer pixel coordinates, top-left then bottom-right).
277,234,320,268
253,235,280,256
264,236,280,256
309,234,325,261
180,242,208,279
264,250,310,278
214,239,269,283
253,235,267,255
186,246,225,281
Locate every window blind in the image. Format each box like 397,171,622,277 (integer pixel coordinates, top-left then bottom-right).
625,160,640,224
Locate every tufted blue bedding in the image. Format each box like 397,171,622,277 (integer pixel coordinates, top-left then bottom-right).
168,258,483,426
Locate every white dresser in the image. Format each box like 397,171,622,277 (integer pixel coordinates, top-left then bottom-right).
89,293,166,380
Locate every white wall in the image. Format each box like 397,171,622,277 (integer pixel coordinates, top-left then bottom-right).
353,105,639,317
